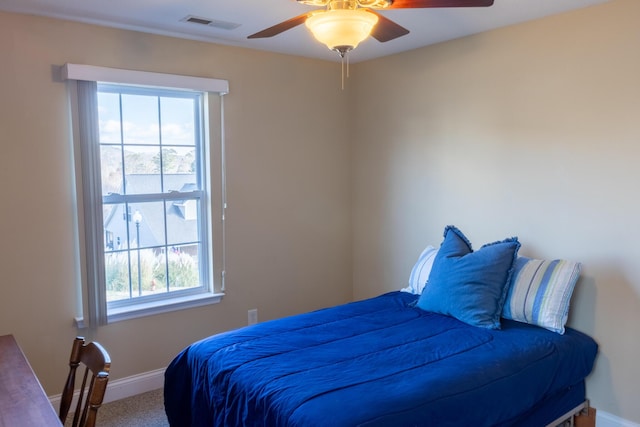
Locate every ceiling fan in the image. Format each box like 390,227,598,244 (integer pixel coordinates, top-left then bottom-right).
248,0,495,57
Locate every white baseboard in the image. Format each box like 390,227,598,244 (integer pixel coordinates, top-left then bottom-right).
597,410,640,427
49,367,165,409
102,368,165,403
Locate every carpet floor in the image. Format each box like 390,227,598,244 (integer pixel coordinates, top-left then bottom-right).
65,388,169,427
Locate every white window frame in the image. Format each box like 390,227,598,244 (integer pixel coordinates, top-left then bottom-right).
64,64,228,326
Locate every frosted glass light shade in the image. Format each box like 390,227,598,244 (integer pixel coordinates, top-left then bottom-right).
305,9,378,53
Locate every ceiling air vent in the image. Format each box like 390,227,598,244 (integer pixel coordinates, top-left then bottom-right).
182,15,241,31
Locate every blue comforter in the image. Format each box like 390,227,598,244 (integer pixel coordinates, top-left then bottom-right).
164,292,597,426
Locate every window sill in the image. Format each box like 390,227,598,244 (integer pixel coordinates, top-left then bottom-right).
75,292,224,327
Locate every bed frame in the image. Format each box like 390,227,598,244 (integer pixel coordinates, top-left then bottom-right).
546,400,595,427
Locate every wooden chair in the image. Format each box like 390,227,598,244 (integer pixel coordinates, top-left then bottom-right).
59,337,111,427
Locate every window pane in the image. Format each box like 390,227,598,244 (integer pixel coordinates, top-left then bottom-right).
134,248,156,297
166,244,201,289
152,251,168,293
162,147,197,176
104,203,128,252
121,94,159,145
123,146,161,195
167,198,199,245
105,251,132,302
127,201,166,250
163,172,197,194
98,92,122,144
161,97,196,146
100,145,123,196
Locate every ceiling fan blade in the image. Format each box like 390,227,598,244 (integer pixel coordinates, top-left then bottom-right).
388,0,493,8
369,11,410,43
247,13,313,39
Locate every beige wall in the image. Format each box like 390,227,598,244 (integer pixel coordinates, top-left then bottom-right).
1,0,639,423
352,0,640,422
0,12,352,395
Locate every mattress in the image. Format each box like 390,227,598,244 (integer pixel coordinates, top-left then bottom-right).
164,291,597,426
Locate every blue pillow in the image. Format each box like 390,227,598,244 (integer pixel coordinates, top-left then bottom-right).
417,226,520,329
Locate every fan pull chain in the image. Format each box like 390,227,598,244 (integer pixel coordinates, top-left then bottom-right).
340,53,351,90
336,48,351,90
341,55,345,90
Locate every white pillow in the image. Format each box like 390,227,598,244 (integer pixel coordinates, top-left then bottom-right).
401,245,438,294
502,257,582,334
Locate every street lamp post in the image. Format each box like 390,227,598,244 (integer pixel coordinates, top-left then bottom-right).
133,210,143,297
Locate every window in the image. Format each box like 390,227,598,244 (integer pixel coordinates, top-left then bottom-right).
65,64,228,325
99,84,208,305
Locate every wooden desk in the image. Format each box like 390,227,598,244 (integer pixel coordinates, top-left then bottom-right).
0,334,63,426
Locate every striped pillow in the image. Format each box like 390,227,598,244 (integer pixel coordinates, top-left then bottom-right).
502,257,582,334
401,246,438,294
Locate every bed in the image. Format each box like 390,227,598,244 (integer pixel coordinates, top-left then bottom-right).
164,226,598,426
164,291,597,427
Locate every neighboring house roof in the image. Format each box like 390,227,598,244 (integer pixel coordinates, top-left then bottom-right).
104,174,199,250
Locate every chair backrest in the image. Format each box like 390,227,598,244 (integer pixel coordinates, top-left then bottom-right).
59,337,111,427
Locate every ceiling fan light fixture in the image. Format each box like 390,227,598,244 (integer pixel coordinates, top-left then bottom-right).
357,0,392,8
297,0,331,5
305,9,378,55
297,0,391,6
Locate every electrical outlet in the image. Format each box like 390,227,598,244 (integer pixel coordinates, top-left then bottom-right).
248,309,258,325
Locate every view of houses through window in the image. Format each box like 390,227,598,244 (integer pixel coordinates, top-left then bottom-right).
97,84,208,304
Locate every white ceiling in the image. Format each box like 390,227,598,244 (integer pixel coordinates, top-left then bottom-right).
0,0,610,63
